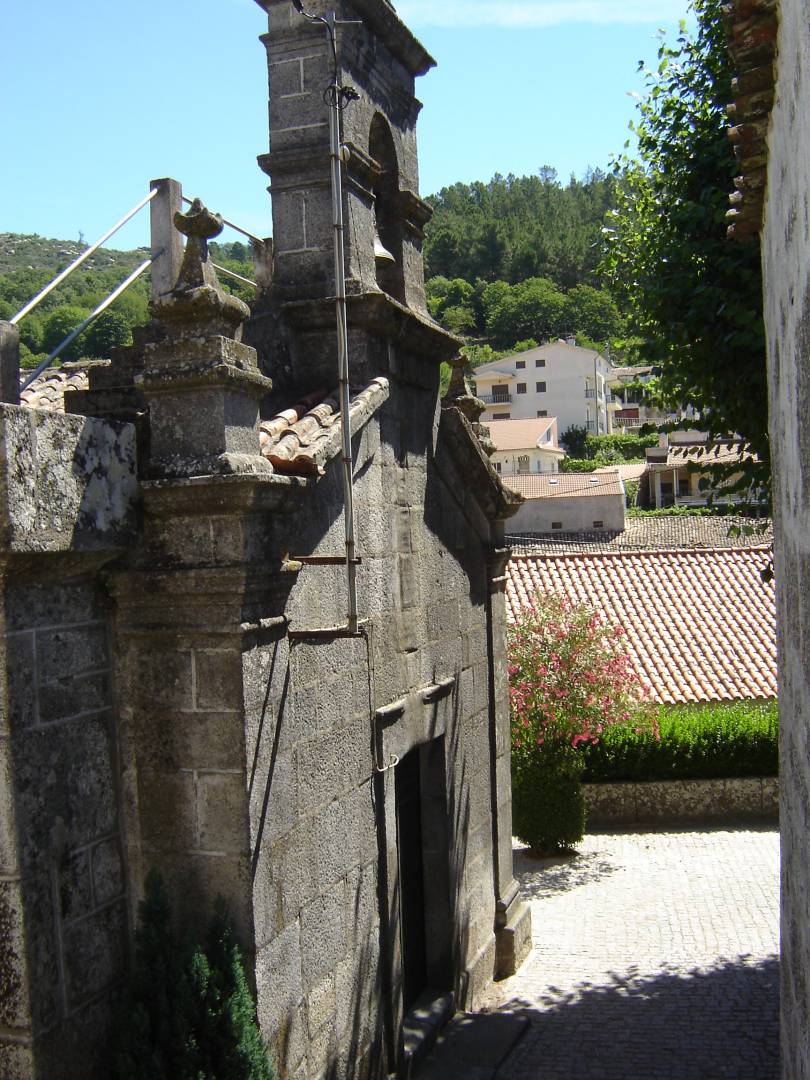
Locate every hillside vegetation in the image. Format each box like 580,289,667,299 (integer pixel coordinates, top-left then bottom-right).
422,168,629,359
0,233,253,369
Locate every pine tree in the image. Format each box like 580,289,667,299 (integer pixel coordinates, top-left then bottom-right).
114,872,274,1080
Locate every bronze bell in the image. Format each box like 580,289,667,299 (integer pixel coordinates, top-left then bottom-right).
373,226,395,264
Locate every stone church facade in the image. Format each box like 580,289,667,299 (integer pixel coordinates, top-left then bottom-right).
0,1,531,1077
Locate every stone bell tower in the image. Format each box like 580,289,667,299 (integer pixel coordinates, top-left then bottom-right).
250,0,458,397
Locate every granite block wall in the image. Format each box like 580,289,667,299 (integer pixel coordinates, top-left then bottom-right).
241,383,505,1078
0,577,127,1079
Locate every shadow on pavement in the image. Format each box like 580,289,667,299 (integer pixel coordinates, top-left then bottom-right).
513,845,620,900
418,955,779,1080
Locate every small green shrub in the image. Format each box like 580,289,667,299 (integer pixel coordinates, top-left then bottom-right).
559,458,602,473
513,749,586,855
581,700,778,782
114,870,274,1080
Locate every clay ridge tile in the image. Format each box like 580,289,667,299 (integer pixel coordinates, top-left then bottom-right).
259,378,389,477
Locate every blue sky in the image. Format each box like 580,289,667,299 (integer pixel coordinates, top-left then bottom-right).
1,0,691,251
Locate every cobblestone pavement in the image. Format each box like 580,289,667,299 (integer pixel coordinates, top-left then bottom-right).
420,828,780,1080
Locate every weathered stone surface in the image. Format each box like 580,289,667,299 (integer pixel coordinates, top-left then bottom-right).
0,880,30,1031
61,900,127,1010
0,405,137,553
761,4,810,1075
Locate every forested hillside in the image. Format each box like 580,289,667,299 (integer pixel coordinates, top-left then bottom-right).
0,234,253,369
2,167,621,373
422,168,627,359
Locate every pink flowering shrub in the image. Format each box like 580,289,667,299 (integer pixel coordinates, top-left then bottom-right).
508,592,654,852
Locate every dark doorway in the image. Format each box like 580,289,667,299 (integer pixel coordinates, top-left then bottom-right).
395,747,428,1010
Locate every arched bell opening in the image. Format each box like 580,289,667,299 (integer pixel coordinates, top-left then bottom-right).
369,114,406,304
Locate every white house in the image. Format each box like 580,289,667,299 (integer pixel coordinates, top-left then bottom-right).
473,340,614,437
486,417,566,476
607,365,688,433
502,471,627,534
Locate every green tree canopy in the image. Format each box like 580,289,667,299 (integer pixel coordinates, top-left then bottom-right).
41,305,90,361
601,0,768,487
83,310,132,359
424,169,618,288
483,277,568,348
564,284,622,344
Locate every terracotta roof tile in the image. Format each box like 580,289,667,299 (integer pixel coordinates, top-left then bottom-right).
508,515,772,553
504,471,625,500
725,0,778,238
659,441,754,469
594,463,648,482
259,378,389,476
506,546,776,704
19,366,89,411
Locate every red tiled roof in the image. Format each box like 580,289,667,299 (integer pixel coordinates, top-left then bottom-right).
487,417,557,452
508,515,773,553
504,472,625,500
506,546,776,704
662,442,754,469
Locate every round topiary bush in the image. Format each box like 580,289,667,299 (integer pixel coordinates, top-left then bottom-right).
512,748,586,855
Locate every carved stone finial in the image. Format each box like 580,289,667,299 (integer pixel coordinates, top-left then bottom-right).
442,353,485,422
172,198,224,292
150,198,249,337
441,354,496,456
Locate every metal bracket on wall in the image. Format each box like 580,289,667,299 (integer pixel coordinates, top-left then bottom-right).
291,555,363,566
288,619,368,642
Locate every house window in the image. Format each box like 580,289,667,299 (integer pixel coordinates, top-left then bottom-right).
494,461,502,473
516,383,527,394
551,521,562,530
516,360,526,369
535,358,546,368
593,520,604,529
493,412,509,420
537,410,547,418
492,385,510,402
517,455,530,473
536,381,546,393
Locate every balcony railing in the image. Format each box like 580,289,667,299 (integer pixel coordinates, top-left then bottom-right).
613,417,645,430
585,388,596,398
481,393,512,405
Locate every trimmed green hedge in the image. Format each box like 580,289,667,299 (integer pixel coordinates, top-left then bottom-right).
581,701,778,782
626,505,722,518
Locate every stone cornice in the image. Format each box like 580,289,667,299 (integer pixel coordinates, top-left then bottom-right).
256,0,435,77
279,291,461,364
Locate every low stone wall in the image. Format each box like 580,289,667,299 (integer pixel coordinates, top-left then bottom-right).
584,777,778,828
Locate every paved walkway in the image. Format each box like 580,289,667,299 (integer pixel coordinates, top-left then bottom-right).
419,828,780,1079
